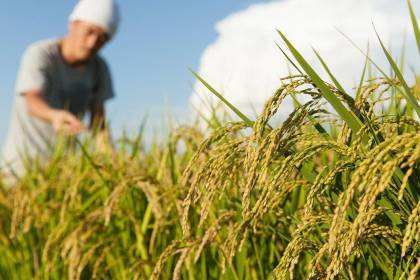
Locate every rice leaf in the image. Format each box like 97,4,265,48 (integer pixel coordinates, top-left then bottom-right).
355,43,369,99
336,28,389,78
408,0,420,55
191,70,254,127
374,26,420,117
277,30,364,134
275,43,303,75
313,48,347,95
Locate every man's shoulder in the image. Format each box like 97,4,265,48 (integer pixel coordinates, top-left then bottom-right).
23,38,59,58
94,54,108,66
93,54,111,72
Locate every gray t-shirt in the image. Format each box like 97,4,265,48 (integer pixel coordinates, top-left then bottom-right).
1,38,114,179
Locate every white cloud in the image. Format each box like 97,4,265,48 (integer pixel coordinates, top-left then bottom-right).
191,0,420,121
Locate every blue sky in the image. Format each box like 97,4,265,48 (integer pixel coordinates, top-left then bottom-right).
0,0,265,147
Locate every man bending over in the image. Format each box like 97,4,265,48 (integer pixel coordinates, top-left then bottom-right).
1,0,120,187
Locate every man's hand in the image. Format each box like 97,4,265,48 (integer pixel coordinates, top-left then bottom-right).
50,110,87,136
25,91,86,136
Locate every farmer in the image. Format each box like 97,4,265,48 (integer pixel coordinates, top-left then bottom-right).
0,0,120,187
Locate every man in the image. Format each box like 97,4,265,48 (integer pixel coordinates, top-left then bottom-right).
0,0,120,187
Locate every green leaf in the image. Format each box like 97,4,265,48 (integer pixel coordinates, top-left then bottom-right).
313,48,347,95
408,0,420,55
277,30,364,134
275,43,303,75
374,26,420,118
191,70,254,127
336,28,389,78
355,43,369,99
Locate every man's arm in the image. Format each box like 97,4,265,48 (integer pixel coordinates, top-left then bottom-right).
25,90,86,135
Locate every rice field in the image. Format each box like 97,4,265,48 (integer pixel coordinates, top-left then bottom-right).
0,1,419,279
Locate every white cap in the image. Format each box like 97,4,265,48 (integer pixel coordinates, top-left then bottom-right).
69,0,120,38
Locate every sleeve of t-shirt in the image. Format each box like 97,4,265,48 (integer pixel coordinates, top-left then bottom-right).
93,57,115,103
15,43,49,96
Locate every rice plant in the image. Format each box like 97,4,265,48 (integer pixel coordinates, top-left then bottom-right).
0,1,419,279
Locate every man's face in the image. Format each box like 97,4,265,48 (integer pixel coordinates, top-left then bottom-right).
68,21,109,62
